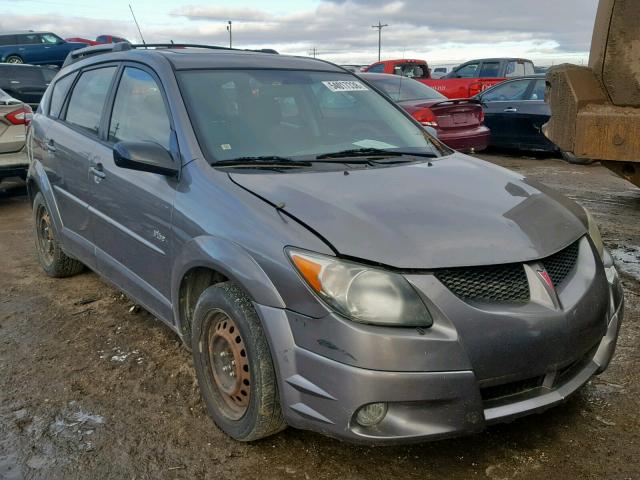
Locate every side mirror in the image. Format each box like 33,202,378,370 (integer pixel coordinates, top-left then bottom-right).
113,141,179,177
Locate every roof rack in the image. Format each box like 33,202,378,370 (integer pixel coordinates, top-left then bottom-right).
63,42,278,67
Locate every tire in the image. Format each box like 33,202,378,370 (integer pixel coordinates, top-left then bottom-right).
561,151,593,165
5,55,23,64
32,192,84,277
191,282,286,441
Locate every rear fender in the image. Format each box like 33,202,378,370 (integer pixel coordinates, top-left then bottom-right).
27,159,63,236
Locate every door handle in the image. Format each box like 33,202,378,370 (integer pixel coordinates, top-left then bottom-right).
503,107,518,113
45,138,56,152
89,164,106,179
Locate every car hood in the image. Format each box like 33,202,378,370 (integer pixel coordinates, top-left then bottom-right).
229,153,587,269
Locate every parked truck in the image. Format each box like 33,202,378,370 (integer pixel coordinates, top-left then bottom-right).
363,57,536,99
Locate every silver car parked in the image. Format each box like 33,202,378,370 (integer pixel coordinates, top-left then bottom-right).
0,88,31,181
27,43,623,444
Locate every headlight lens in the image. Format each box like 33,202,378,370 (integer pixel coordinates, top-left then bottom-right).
585,209,604,260
288,249,432,327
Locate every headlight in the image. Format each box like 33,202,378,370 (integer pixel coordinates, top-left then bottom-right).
287,249,432,327
585,209,604,260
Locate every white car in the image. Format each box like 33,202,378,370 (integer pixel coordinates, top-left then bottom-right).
0,88,31,181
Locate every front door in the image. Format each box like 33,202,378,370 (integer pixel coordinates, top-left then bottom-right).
90,65,178,320
481,78,532,148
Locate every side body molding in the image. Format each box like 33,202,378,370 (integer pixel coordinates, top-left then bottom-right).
171,235,287,331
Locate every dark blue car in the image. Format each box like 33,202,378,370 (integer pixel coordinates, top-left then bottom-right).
0,31,84,67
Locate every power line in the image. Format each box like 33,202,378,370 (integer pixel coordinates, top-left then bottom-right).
371,20,389,62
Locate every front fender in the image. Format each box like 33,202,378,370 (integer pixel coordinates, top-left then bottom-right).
171,235,286,332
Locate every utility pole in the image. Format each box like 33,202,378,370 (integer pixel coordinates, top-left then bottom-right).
226,20,232,48
308,47,318,58
371,20,389,62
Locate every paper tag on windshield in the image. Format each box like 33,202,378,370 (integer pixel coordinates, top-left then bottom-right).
322,80,369,92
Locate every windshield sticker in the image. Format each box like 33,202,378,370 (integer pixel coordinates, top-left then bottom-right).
322,80,369,92
220,144,232,150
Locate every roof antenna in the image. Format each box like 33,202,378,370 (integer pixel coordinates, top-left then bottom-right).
129,4,146,47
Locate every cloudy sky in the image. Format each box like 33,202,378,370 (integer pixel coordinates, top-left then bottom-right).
0,0,598,66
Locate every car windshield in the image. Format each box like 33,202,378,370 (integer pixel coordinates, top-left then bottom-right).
177,69,445,163
365,75,446,102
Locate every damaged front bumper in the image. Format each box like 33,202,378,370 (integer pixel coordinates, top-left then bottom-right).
257,263,624,445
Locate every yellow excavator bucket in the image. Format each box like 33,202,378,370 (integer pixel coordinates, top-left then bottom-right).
544,0,640,186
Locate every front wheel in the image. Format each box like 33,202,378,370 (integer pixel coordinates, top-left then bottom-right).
5,55,23,64
191,282,286,441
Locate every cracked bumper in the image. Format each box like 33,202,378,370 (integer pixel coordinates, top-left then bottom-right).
256,278,623,445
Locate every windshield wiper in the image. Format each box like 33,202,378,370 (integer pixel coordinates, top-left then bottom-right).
214,156,312,168
315,148,437,160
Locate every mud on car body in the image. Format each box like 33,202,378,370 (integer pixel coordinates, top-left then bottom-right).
27,43,623,444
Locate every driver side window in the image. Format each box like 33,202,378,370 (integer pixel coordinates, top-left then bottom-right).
482,80,530,102
454,63,479,78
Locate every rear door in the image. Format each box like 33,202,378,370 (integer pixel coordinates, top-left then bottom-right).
480,78,533,147
45,65,118,267
89,64,178,319
14,33,44,64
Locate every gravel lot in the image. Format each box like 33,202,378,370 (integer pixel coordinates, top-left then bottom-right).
1,153,639,480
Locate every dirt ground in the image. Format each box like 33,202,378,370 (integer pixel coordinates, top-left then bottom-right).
1,153,639,480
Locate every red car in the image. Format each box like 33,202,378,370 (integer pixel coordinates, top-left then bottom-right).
65,35,129,46
364,58,535,99
360,73,490,152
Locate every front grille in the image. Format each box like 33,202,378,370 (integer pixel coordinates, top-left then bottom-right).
435,240,582,304
435,263,529,303
542,241,580,288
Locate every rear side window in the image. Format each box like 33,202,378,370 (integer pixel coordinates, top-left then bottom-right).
65,67,116,134
0,35,18,46
367,64,385,73
524,62,536,75
16,34,40,45
108,67,171,149
5,66,47,84
479,62,500,77
506,61,526,77
49,73,77,118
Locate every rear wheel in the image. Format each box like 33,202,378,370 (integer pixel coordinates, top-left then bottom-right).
561,151,594,165
191,282,286,441
33,192,84,277
5,55,23,64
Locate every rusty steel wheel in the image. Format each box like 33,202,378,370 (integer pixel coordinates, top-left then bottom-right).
206,311,251,420
32,192,84,278
36,205,55,267
192,282,286,441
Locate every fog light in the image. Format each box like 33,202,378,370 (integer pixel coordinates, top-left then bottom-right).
355,402,388,427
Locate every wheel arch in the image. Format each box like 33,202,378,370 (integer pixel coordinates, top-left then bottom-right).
27,161,63,235
172,236,286,346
